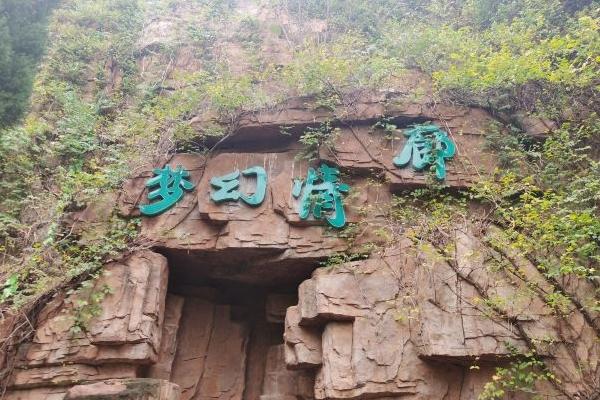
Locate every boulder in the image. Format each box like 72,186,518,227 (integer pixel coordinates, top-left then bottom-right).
16,251,169,368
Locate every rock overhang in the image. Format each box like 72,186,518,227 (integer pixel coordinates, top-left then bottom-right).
115,97,500,286
6,98,588,400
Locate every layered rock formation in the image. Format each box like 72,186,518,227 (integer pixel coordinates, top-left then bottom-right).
4,93,597,400
2,1,597,399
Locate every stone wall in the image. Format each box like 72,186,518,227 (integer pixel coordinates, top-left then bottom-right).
3,101,597,400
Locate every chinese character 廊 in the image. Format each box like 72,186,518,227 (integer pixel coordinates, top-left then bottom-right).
393,124,456,180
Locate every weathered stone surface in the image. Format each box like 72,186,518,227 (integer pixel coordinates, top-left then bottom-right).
284,306,322,369
2,45,575,400
194,305,248,400
284,242,564,399
195,150,384,228
452,366,542,400
123,152,351,271
169,296,216,400
137,18,178,53
451,229,600,398
120,152,356,285
315,320,460,399
243,317,274,400
65,379,181,400
116,120,493,291
10,364,138,389
68,192,119,244
286,253,450,399
5,251,170,399
16,251,168,368
322,124,495,190
512,112,557,137
5,1,587,397
415,239,530,362
147,295,185,380
204,85,497,152
486,225,600,334
265,293,296,323
0,309,20,373
2,387,68,400
296,257,401,324
260,344,314,400
168,292,249,400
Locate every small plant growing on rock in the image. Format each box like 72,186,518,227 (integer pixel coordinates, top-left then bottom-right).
298,120,340,161
479,346,555,400
66,274,113,334
372,116,398,140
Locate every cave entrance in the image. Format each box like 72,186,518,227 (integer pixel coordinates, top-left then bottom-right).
147,253,316,400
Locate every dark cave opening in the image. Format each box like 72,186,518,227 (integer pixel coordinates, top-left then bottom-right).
149,250,317,400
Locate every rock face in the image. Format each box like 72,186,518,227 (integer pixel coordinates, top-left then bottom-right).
4,0,598,398
283,245,531,400
64,379,181,400
115,98,496,288
260,345,313,400
6,251,168,396
4,98,598,399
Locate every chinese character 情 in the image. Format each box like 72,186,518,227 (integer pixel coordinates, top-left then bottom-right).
393,124,456,180
140,165,195,216
292,163,350,229
210,166,267,206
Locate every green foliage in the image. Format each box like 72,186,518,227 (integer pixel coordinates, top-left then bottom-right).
0,0,58,126
66,276,113,334
203,73,260,117
278,0,451,38
384,3,598,117
372,116,398,139
482,122,537,169
0,273,18,302
0,0,145,242
479,346,555,400
279,34,401,98
0,122,39,234
544,291,572,315
473,118,600,280
0,0,146,313
389,185,469,242
187,24,217,58
235,16,262,48
319,251,370,269
2,214,139,310
280,0,598,118
54,89,99,164
0,6,596,394
298,120,339,161
431,11,599,105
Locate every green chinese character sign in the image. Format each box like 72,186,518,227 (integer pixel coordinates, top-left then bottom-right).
139,163,351,229
393,124,456,180
292,164,350,229
140,165,195,216
210,166,267,206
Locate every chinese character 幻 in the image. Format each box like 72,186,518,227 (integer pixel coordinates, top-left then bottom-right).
210,166,268,206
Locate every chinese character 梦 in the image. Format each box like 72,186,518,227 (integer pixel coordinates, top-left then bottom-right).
140,165,195,216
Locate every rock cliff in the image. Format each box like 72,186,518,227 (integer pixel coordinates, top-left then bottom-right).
4,97,598,399
1,1,598,400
